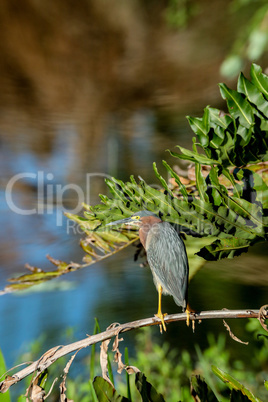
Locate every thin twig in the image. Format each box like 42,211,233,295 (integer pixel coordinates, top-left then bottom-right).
0,307,265,394
222,319,249,345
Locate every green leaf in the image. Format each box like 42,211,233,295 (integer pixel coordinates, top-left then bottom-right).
250,63,268,98
230,389,252,401
170,147,219,165
90,319,101,382
0,349,11,402
197,238,252,261
238,72,268,117
192,139,209,202
93,376,129,401
17,397,26,402
89,381,99,402
187,109,210,147
222,167,241,197
225,196,264,232
219,83,254,128
161,160,188,201
107,354,114,387
153,162,173,196
186,237,217,279
251,171,268,210
124,348,131,401
97,173,266,260
207,107,233,130
237,125,254,146
135,372,165,402
212,366,262,402
206,166,228,206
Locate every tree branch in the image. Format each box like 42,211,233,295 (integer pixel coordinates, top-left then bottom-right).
0,307,267,394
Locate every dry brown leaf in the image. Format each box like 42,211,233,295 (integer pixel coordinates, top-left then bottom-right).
59,350,79,402
25,263,43,273
223,320,249,345
0,375,17,393
169,177,190,186
26,371,47,402
191,393,201,402
26,374,41,399
172,164,188,176
100,338,113,386
191,388,201,402
29,384,46,401
125,365,140,374
46,255,64,266
37,346,63,369
180,176,191,185
59,382,67,402
112,333,125,374
44,378,58,400
25,346,62,399
100,329,114,385
258,304,268,333
100,323,121,386
187,165,196,181
168,177,177,187
46,255,80,270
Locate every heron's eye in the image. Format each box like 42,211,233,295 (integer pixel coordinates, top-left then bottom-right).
131,215,140,220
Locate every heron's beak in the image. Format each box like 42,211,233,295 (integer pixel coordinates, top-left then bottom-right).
106,217,139,227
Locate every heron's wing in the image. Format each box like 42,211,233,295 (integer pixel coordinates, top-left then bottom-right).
146,222,189,309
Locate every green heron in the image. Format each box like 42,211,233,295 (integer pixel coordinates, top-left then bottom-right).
106,211,189,332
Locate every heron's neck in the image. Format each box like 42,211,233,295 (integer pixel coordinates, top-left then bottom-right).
139,216,161,248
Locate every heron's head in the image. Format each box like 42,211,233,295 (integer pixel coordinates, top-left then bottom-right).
106,210,160,227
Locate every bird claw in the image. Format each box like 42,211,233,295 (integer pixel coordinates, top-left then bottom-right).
186,309,190,327
154,313,167,333
186,309,197,332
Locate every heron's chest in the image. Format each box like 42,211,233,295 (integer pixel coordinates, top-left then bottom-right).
139,224,161,250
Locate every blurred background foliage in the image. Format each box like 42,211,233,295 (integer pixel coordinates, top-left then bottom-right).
166,0,268,78
4,318,267,401
220,0,268,78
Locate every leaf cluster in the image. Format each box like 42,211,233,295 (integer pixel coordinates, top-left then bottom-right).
74,63,268,261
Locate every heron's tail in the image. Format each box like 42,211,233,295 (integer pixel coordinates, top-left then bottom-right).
174,297,187,311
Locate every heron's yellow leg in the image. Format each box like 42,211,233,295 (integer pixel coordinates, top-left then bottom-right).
186,308,190,327
154,285,167,333
186,304,196,332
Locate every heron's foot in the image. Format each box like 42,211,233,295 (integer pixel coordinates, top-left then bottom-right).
154,312,167,333
186,307,198,332
186,308,190,327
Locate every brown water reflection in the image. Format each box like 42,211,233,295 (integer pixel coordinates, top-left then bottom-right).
1,0,267,181
0,0,252,178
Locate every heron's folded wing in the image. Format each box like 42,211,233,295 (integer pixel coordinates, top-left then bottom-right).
146,222,189,307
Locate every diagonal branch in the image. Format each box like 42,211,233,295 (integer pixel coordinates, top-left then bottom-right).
0,307,267,394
